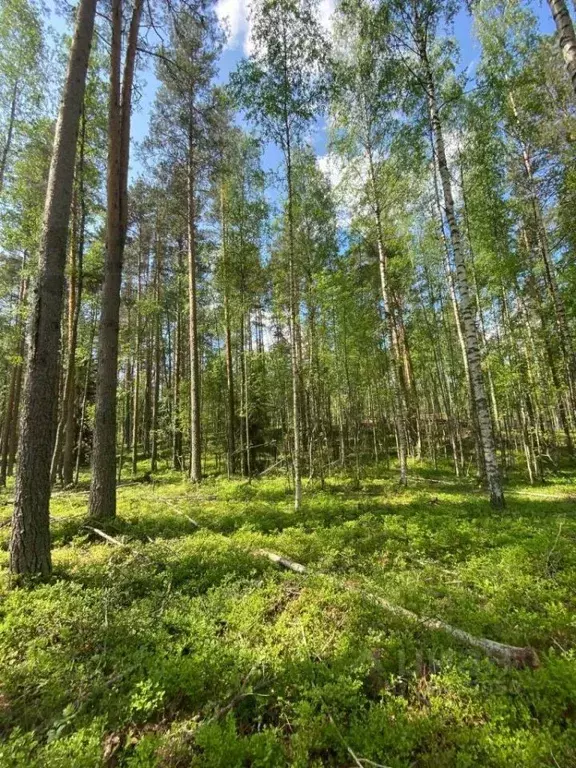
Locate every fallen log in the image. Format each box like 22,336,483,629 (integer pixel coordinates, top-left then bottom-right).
253,548,307,573
154,497,200,527
253,549,539,669
84,523,540,670
84,526,127,547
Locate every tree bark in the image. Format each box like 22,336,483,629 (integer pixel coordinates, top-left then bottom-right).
75,308,97,485
0,268,28,486
173,244,184,470
187,107,202,484
365,131,408,485
50,137,85,487
418,32,505,509
89,0,143,520
132,226,143,474
221,187,236,478
0,78,19,197
151,221,162,473
9,0,97,576
548,0,576,95
63,113,87,486
243,312,252,478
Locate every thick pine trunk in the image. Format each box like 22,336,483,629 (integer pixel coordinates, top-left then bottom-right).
9,0,97,576
89,0,143,520
89,0,122,520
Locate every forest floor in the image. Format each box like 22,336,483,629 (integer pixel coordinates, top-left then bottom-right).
1,462,576,767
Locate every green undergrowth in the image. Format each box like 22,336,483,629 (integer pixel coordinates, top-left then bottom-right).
1,462,576,766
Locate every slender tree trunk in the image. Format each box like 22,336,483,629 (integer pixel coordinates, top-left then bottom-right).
221,187,236,477
285,127,302,507
548,0,576,94
243,313,252,479
419,32,504,509
0,268,28,486
239,318,247,476
62,150,86,486
0,78,19,196
9,0,97,576
187,108,202,483
173,245,184,470
7,350,24,478
89,0,143,520
75,308,96,485
51,133,85,487
143,336,152,455
365,137,408,485
1,369,18,487
131,228,143,475
151,222,162,473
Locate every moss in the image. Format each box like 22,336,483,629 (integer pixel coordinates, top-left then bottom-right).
1,465,575,766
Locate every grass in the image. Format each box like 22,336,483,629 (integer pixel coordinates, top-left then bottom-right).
1,461,576,766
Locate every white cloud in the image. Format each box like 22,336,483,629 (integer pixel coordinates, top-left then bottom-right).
217,0,334,56
318,0,336,35
216,0,251,51
317,152,341,189
317,151,358,227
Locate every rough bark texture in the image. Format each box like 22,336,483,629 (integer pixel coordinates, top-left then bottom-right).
548,0,576,95
419,34,505,509
9,0,97,576
88,0,122,520
89,0,143,520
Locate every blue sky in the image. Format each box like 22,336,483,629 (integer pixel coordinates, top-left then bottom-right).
47,0,557,188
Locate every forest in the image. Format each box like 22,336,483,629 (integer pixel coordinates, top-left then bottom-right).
1,0,576,764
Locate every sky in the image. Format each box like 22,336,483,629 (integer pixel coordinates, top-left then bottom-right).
47,0,557,191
